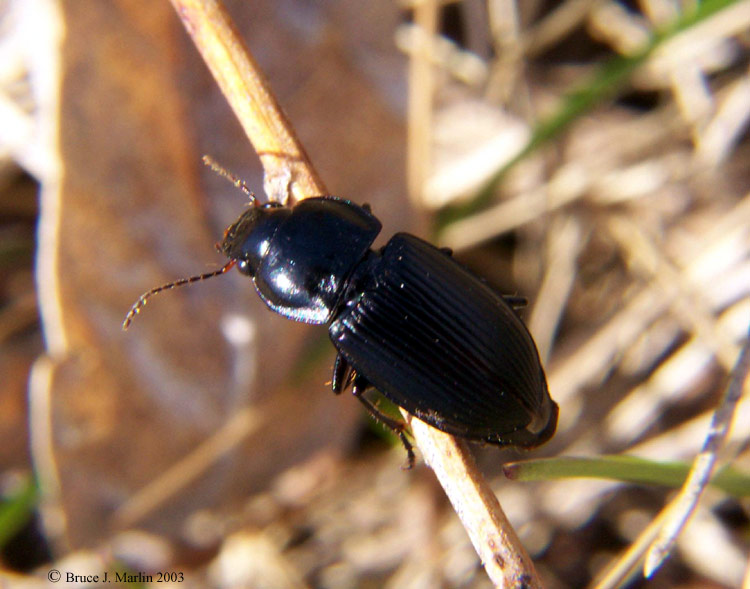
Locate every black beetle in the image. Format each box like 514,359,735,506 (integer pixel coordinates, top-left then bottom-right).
124,174,558,468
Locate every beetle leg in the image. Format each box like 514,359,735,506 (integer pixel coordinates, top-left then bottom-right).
439,247,453,257
331,353,352,395
362,203,372,213
352,376,415,470
503,295,527,309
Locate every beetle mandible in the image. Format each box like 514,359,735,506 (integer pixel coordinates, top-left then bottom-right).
123,166,558,468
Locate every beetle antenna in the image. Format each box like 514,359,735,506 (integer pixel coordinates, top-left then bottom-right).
202,155,256,204
122,260,236,330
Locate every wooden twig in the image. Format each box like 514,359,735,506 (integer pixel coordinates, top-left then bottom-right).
409,416,543,588
169,0,326,203
168,1,544,586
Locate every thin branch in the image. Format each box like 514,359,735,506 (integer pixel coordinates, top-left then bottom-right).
644,323,750,576
169,0,326,203
408,416,543,588
168,0,545,586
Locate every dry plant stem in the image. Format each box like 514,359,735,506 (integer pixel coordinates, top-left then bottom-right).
407,413,544,589
114,408,261,527
523,0,603,57
549,193,750,407
644,324,750,576
406,0,437,204
168,2,542,586
590,507,670,589
169,0,326,202
528,215,584,362
607,215,738,369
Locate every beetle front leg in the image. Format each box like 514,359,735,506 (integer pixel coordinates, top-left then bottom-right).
351,375,415,470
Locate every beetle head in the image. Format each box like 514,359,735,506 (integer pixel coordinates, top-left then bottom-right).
218,203,291,277
122,158,287,330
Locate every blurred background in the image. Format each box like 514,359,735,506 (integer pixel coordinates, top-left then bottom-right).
1,0,750,587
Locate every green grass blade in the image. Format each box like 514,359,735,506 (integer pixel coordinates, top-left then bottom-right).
503,455,750,497
0,475,38,549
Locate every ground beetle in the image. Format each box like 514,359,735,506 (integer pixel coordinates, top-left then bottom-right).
124,165,558,467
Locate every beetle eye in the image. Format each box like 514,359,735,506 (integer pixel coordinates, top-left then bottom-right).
237,259,254,276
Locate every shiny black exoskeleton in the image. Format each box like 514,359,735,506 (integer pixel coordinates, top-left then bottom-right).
124,190,558,466
218,197,558,466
